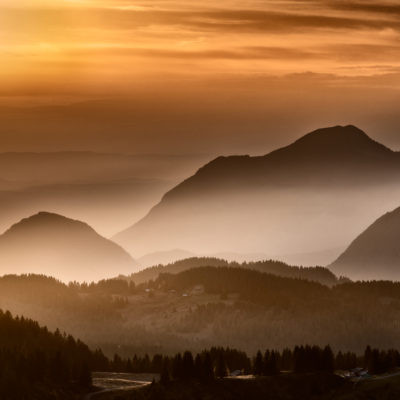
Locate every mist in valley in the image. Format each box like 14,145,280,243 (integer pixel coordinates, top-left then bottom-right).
4,0,400,397
0,152,208,236
2,127,400,282
115,185,400,265
2,128,400,371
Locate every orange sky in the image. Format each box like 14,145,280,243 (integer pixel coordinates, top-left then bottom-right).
1,0,400,153
3,0,400,89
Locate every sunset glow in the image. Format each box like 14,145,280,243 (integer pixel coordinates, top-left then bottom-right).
1,0,399,154
3,3,400,396
3,1,400,88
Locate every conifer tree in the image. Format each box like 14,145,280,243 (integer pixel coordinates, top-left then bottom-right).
160,359,171,386
215,353,227,378
253,351,263,375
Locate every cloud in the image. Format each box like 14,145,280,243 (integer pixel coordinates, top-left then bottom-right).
2,5,400,34
2,0,400,108
326,1,400,16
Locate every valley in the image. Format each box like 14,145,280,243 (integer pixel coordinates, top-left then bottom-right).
4,0,400,396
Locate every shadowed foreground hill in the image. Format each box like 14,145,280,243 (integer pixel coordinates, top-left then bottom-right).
0,309,108,400
114,125,400,264
0,212,138,282
330,206,400,281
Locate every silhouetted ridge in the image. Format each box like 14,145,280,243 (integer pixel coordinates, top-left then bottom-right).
0,211,137,282
114,125,400,257
330,206,400,280
278,125,392,159
3,211,96,237
127,257,341,286
160,125,396,200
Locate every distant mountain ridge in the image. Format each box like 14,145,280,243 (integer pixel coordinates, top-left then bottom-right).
114,125,400,259
125,257,342,287
0,212,138,282
330,207,400,281
160,125,399,201
0,150,208,237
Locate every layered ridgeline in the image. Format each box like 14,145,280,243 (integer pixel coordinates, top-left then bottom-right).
330,207,400,281
0,151,207,236
114,126,400,266
0,212,138,282
126,257,342,286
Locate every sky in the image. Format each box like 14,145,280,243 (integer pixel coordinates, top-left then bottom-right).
1,0,400,154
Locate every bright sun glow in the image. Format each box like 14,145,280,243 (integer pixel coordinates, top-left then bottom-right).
1,0,400,103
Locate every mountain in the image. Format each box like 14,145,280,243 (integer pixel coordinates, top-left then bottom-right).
330,207,400,281
0,212,138,282
151,125,397,197
0,151,207,236
114,126,400,259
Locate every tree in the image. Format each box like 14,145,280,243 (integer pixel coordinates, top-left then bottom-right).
172,353,183,380
335,351,345,370
201,352,214,382
267,351,279,375
293,346,305,373
364,346,372,369
160,359,170,385
50,351,69,385
182,351,195,380
369,349,382,375
280,348,293,371
253,351,263,376
321,346,334,373
78,362,92,388
262,350,270,376
215,353,227,378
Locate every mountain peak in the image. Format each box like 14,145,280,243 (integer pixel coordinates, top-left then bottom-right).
287,125,391,156
114,125,400,258
0,212,137,282
25,211,75,222
14,211,78,222
4,211,93,237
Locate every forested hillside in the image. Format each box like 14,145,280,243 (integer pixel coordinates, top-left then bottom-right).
0,309,108,400
2,269,400,356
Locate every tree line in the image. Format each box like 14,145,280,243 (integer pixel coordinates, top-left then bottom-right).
2,305,400,400
105,345,400,381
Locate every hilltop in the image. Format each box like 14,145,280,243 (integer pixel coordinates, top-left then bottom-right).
0,212,137,282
